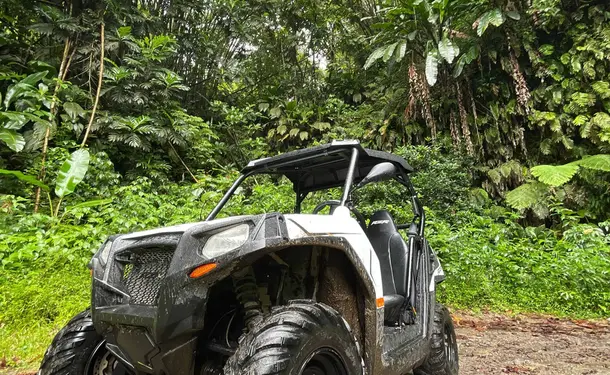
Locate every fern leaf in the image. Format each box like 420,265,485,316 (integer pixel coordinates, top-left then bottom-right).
577,154,610,172
530,164,580,187
505,182,549,210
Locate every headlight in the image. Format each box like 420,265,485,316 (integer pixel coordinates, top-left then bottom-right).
201,224,250,258
99,240,113,266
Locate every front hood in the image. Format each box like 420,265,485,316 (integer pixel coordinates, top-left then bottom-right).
117,216,248,241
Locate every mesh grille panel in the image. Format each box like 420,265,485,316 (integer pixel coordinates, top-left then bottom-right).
122,248,174,305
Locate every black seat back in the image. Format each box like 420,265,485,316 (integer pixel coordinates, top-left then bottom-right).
367,210,408,296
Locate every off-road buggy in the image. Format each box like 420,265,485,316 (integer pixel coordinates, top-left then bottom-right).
39,140,458,375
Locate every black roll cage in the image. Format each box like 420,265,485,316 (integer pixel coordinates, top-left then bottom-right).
205,146,425,237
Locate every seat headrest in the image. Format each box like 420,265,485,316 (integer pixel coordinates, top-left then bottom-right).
368,210,397,234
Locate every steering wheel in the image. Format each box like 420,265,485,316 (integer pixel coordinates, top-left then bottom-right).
312,200,367,230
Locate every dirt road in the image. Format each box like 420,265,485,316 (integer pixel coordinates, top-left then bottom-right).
455,312,610,375
2,312,609,375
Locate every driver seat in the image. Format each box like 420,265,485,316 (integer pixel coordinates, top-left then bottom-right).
367,210,408,325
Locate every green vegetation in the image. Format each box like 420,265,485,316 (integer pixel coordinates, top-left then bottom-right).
1,0,609,369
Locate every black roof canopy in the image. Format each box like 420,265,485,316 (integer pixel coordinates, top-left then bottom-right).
242,140,413,193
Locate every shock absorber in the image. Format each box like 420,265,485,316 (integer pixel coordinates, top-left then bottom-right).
232,266,263,331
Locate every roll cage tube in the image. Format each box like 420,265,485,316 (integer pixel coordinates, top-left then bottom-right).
205,148,361,221
205,172,250,221
340,147,360,206
394,172,425,237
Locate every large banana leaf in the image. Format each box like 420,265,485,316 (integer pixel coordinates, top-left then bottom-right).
55,149,90,198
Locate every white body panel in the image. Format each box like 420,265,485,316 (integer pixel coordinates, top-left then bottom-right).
284,211,385,300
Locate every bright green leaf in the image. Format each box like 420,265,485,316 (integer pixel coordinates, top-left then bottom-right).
269,107,282,118
477,8,505,36
0,169,49,190
364,46,387,69
539,44,554,56
425,50,439,86
592,81,610,99
438,37,459,64
383,42,398,63
0,128,25,152
395,41,407,61
311,122,331,130
573,114,589,126
21,71,48,86
285,100,297,111
464,45,479,63
66,198,113,211
453,55,466,77
577,154,610,172
1,112,27,129
55,149,90,198
117,26,132,38
505,182,549,210
276,124,287,135
4,83,34,109
289,128,299,137
63,102,86,119
531,164,580,187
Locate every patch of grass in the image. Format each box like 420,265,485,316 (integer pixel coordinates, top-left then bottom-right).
0,265,89,369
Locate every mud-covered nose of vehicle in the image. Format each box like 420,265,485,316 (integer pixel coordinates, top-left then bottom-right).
88,213,288,374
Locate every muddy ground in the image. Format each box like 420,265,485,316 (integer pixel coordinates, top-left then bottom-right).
454,312,610,375
2,312,609,375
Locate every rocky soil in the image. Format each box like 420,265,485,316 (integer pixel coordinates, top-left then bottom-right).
454,311,610,375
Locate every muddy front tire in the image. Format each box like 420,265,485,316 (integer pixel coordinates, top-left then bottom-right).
414,304,459,375
225,300,363,375
38,310,114,375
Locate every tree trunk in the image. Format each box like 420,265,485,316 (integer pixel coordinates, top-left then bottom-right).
34,38,72,212
81,22,105,148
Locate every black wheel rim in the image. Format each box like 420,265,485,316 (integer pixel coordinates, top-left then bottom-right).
443,320,458,367
301,348,348,375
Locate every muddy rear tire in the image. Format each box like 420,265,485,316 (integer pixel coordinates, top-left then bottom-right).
414,304,459,375
224,300,363,375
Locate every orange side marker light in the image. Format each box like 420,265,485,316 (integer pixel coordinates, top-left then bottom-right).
189,263,218,278
376,297,384,308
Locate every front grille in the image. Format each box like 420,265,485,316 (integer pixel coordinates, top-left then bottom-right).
121,248,174,305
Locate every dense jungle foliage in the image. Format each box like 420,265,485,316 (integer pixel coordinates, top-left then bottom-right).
1,0,610,368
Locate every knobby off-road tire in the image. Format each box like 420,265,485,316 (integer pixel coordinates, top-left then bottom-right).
414,304,459,375
38,310,105,375
224,300,364,375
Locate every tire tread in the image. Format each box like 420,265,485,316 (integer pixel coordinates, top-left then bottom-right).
414,304,459,375
225,300,362,375
38,310,103,375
